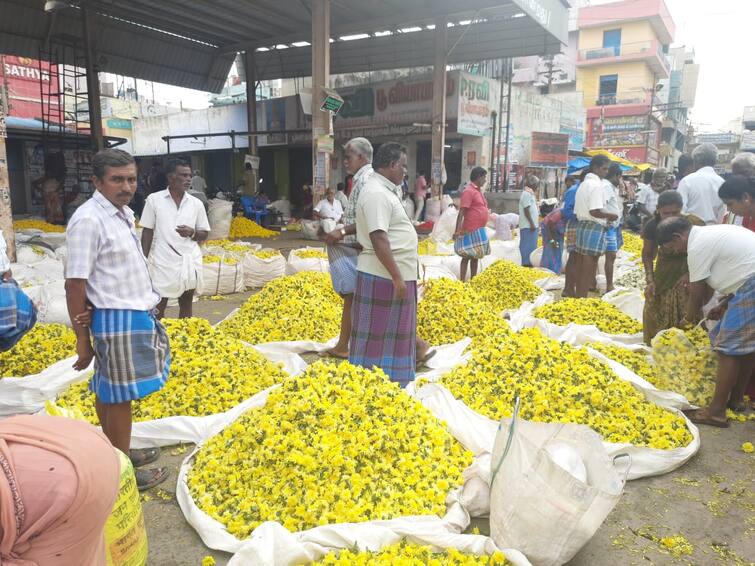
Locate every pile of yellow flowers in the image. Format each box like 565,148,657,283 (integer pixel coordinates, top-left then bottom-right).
621,231,644,260
204,240,252,254
253,249,282,259
534,298,642,335
589,343,656,384
435,328,692,449
651,326,716,407
313,542,509,565
418,239,439,255
0,324,76,378
187,361,473,537
418,279,510,346
56,318,288,422
203,254,239,265
13,219,66,233
293,248,328,259
229,216,278,239
469,260,541,312
219,272,342,343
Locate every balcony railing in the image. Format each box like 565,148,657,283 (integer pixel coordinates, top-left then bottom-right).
577,40,670,73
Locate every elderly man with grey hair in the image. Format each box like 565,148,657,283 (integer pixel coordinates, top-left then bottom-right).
677,143,725,224
731,152,755,177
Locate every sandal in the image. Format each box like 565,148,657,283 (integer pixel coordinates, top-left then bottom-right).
320,349,348,359
136,467,170,491
683,408,729,428
416,349,438,369
130,447,161,468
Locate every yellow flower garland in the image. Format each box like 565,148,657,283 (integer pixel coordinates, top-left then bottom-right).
218,272,342,343
56,318,288,422
187,361,473,538
434,328,692,449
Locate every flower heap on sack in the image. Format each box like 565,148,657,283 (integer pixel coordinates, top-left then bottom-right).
0,324,76,378
202,254,239,265
469,260,541,312
204,239,253,254
433,328,692,449
534,298,642,335
218,272,342,343
56,318,288,422
229,216,278,239
253,249,282,259
13,219,66,233
313,542,510,565
188,361,473,538
651,326,717,407
294,248,328,259
589,343,657,384
615,264,646,290
621,231,644,261
418,279,511,346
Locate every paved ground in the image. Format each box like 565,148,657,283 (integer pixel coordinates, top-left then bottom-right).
144,234,754,566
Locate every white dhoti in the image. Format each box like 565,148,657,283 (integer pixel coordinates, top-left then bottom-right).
149,243,203,299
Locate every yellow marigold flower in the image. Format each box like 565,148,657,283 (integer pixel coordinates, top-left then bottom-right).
621,232,643,261
436,328,692,449
418,279,510,346
311,541,510,565
187,361,473,538
742,442,754,454
659,535,693,557
204,239,252,254
1,324,76,378
651,327,716,407
56,318,288,422
229,216,278,239
202,254,238,265
218,272,342,343
535,298,642,335
201,557,216,566
469,260,541,312
253,249,282,259
293,248,328,259
13,219,66,233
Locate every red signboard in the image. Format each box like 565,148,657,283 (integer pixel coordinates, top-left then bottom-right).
1,55,61,122
530,132,569,167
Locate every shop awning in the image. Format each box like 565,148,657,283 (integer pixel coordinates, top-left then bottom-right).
584,149,653,171
0,0,569,92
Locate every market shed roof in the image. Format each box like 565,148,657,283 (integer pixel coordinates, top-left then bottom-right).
0,0,568,92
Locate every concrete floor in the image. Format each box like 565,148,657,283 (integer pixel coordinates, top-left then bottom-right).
145,235,754,566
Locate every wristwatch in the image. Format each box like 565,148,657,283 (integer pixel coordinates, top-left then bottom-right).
339,228,346,237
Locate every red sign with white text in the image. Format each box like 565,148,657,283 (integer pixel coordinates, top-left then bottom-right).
1,55,61,122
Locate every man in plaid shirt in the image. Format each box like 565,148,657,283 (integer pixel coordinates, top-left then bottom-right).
65,148,170,490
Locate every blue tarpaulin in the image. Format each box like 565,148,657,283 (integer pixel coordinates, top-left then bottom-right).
567,157,633,175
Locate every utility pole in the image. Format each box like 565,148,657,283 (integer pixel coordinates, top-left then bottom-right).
502,58,513,191
0,59,15,262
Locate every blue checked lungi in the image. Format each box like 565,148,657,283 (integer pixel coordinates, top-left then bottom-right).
519,227,539,267
605,225,621,253
575,220,608,256
349,272,417,387
0,280,37,352
326,243,359,295
90,309,171,403
709,275,755,356
565,218,578,252
454,227,490,259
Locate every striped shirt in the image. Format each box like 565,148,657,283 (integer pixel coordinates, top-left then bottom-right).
66,191,159,310
342,164,374,244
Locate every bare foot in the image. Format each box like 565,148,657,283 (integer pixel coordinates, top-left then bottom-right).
324,348,348,359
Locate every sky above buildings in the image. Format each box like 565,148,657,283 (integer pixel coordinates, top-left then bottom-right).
124,0,749,134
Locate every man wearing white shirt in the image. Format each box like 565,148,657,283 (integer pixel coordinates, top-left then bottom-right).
603,163,624,292
636,168,667,219
572,155,618,297
140,159,210,319
314,188,344,223
658,218,755,427
677,143,725,225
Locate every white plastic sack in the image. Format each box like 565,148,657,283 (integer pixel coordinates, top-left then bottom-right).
208,199,233,240
22,280,71,326
489,406,628,566
173,385,530,565
15,244,56,265
425,197,442,223
441,194,453,212
489,239,521,263
269,198,292,219
602,288,644,322
10,258,65,287
242,251,286,288
285,247,329,275
36,232,66,250
430,207,458,243
198,260,245,296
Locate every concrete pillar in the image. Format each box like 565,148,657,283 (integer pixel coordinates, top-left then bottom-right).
244,50,259,190
430,17,448,199
311,0,331,204
82,7,103,151
0,77,14,262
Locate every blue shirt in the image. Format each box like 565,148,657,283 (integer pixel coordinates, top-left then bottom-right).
562,183,579,221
